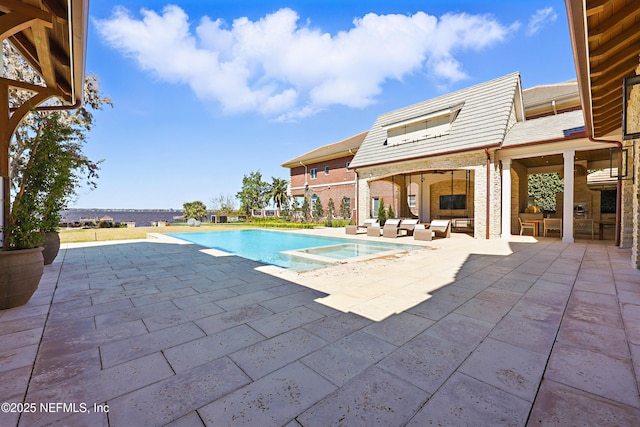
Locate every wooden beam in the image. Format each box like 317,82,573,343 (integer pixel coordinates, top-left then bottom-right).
0,9,51,40
590,23,640,61
0,0,53,24
588,2,640,42
586,0,608,17
41,0,67,22
593,97,621,118
590,48,640,78
591,65,637,92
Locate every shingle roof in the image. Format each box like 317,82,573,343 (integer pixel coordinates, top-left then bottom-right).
502,110,585,148
523,80,579,108
281,131,367,168
350,72,521,169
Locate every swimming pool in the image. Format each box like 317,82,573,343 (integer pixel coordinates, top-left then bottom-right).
167,229,417,271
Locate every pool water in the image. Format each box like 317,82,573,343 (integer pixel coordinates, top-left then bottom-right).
167,229,416,271
298,243,394,260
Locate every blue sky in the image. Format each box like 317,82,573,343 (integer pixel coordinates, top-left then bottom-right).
74,0,576,209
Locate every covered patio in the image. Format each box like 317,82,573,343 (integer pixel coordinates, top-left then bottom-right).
369,169,476,233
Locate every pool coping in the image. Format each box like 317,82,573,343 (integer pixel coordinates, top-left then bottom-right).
281,243,408,265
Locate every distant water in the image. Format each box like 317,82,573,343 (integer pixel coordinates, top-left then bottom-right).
61,209,185,227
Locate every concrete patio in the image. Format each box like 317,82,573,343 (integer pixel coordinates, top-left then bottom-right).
1,230,639,426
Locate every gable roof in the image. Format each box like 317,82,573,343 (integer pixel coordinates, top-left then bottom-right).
281,131,367,168
523,80,579,108
350,72,521,169
502,110,586,148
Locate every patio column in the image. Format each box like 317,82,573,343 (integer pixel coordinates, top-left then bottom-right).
563,150,575,243
501,158,512,239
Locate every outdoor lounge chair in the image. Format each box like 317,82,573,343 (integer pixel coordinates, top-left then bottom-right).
429,219,451,238
382,218,402,238
399,218,419,236
543,218,562,237
346,218,378,235
414,224,432,241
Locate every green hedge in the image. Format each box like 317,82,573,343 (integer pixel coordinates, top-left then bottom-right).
323,219,351,227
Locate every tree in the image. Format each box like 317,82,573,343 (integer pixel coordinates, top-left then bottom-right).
312,196,324,221
377,197,387,226
183,201,208,221
236,170,269,214
5,41,111,192
300,196,311,222
268,177,289,211
387,204,395,220
3,41,110,248
528,173,564,212
339,196,351,220
326,198,335,221
210,193,237,215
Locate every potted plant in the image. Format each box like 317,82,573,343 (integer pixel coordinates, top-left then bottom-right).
1,144,47,309
1,44,109,308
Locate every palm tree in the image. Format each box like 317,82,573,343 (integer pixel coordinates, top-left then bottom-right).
268,177,289,212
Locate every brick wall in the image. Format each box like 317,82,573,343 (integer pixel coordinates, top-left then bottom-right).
288,155,355,190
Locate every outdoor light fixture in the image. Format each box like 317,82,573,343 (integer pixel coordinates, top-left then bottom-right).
622,75,640,140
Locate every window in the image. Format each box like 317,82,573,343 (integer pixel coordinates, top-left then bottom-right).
325,166,330,175
345,161,351,171
310,168,317,179
372,197,380,215
343,198,351,212
408,195,416,208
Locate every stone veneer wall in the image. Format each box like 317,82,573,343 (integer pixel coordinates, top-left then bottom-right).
356,151,501,239
620,139,635,249
627,65,640,268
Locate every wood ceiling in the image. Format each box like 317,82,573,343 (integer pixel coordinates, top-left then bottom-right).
566,0,640,138
0,0,88,105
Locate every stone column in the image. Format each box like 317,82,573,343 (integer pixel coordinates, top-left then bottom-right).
563,150,575,243
501,158,512,239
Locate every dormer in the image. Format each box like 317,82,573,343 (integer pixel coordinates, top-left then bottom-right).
382,103,464,147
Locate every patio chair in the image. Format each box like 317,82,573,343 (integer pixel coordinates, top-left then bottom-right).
399,218,419,236
543,218,562,237
414,224,432,241
346,218,378,235
429,219,451,238
382,218,403,238
518,217,536,236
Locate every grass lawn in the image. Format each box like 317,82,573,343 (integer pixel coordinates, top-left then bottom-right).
58,224,246,244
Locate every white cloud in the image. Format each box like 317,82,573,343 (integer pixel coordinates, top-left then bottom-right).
527,7,557,36
96,6,515,120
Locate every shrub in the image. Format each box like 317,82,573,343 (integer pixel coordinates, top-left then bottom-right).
377,197,387,226
324,219,349,227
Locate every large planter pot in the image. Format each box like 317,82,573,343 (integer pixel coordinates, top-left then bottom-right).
42,231,60,265
0,247,44,310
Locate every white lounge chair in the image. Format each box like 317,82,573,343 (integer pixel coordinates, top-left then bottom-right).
429,219,451,238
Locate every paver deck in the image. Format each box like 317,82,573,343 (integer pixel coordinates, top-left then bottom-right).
1,230,639,426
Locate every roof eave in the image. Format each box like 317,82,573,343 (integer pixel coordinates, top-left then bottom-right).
565,0,594,138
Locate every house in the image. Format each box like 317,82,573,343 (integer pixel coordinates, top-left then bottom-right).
564,0,640,268
282,131,393,221
284,74,619,240
348,71,620,241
